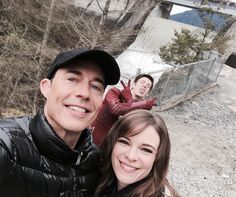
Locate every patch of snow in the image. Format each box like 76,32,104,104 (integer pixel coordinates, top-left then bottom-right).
116,50,172,83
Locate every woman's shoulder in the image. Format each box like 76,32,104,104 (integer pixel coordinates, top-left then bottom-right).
163,186,171,196
161,184,179,197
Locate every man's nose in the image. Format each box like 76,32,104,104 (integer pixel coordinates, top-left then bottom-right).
142,84,147,88
75,82,90,99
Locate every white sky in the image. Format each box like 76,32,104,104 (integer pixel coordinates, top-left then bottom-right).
170,5,192,15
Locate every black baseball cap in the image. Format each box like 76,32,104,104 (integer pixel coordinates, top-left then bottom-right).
47,48,120,86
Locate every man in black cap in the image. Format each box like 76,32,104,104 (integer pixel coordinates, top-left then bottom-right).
0,48,120,197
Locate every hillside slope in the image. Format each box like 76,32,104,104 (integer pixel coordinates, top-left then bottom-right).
156,64,236,196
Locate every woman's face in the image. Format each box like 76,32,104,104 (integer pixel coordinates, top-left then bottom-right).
111,126,160,191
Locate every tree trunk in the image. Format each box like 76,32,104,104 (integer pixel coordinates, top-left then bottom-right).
114,0,163,48
116,0,162,29
32,0,56,114
113,0,130,24
91,0,112,48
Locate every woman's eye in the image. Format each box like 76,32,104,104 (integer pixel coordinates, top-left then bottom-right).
118,138,129,145
141,148,153,154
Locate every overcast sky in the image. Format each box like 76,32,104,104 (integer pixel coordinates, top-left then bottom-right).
170,5,192,15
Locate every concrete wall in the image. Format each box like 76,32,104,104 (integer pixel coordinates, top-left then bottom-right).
130,16,214,53
116,15,215,82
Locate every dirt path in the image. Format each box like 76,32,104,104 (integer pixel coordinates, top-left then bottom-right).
156,65,236,196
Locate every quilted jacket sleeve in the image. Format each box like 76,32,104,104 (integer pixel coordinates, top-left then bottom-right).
0,128,14,188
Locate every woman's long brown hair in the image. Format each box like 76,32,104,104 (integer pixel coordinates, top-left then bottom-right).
94,109,178,197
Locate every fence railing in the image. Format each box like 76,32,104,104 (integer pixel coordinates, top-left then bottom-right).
149,52,228,111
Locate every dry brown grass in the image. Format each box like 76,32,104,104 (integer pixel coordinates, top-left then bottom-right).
1,108,28,118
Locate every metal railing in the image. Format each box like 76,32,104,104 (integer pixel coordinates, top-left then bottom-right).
148,52,228,111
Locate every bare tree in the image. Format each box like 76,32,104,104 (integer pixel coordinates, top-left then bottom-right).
116,0,163,29
32,0,57,113
0,0,166,116
91,0,112,48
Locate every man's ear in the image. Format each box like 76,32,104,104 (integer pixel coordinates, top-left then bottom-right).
40,78,51,98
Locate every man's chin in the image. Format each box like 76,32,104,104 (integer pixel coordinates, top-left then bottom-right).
138,93,145,97
135,95,143,100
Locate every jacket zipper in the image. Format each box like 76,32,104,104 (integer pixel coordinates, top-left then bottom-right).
71,152,84,196
75,152,83,165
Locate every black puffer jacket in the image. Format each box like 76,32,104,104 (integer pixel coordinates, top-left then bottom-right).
0,111,100,197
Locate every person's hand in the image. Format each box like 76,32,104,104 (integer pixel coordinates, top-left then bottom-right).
120,79,132,102
146,97,157,109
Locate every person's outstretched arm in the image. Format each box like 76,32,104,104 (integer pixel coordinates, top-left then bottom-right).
105,87,157,116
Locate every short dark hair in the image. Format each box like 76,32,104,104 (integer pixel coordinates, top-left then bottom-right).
134,74,154,90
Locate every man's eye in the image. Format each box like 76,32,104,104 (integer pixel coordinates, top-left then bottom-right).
68,78,76,82
92,85,101,91
91,83,104,94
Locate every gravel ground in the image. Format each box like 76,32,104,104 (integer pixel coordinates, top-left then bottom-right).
155,65,236,196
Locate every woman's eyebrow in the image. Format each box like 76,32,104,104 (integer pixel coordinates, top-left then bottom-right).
142,143,157,151
121,136,130,140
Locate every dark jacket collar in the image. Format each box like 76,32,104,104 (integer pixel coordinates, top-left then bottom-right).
104,179,145,197
103,178,165,197
29,110,93,164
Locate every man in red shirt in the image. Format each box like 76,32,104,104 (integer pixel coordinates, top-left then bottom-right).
91,74,157,146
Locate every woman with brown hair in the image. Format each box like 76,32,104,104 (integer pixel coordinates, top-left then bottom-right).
94,109,178,197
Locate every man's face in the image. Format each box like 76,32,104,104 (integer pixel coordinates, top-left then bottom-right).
132,77,152,100
40,60,105,134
